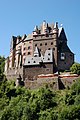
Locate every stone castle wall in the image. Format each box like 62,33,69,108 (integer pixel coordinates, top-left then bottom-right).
5,67,23,80
24,76,80,90
23,63,53,81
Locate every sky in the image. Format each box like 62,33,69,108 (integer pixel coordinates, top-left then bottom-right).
0,0,80,63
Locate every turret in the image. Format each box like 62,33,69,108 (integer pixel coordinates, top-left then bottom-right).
16,46,22,67
42,20,49,34
53,22,59,71
10,36,17,68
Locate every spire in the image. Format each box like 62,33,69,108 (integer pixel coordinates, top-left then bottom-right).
58,24,63,36
54,22,58,29
34,25,38,31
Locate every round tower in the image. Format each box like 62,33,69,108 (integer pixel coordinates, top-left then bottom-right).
53,22,58,72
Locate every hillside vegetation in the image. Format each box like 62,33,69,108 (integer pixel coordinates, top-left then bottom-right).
0,56,80,120
0,56,5,81
0,78,80,120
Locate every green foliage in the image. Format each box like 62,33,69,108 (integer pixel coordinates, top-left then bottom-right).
64,93,75,105
0,56,5,81
36,87,57,110
71,78,80,95
70,63,80,75
59,105,80,120
1,55,80,119
75,95,80,105
39,110,58,120
0,56,5,73
0,78,80,119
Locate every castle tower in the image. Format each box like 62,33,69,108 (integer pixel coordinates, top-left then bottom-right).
9,36,16,68
53,22,58,71
16,46,22,67
42,20,47,33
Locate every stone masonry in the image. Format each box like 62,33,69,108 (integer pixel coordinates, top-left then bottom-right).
5,21,74,81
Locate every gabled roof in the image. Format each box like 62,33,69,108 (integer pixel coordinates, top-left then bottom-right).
58,27,67,41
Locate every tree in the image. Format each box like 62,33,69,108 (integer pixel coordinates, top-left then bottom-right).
70,63,80,75
0,56,5,73
0,56,5,81
64,93,75,105
36,87,57,110
71,78,80,95
75,95,80,105
59,105,80,120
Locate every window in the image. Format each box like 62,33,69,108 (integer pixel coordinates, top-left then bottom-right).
48,53,50,56
39,49,41,51
40,43,42,46
51,42,53,45
53,48,55,51
24,47,26,50
70,54,72,57
29,41,32,43
35,44,37,47
48,58,50,60
48,48,51,50
23,53,26,56
45,43,47,45
28,52,31,55
34,55,37,57
61,53,65,60
28,46,31,50
33,61,36,63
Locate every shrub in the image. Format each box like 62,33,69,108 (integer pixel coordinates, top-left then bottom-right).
71,78,80,95
70,63,80,75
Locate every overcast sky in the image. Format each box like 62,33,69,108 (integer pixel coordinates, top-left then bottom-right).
0,0,80,63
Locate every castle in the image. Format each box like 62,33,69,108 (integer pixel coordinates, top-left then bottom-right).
5,21,74,81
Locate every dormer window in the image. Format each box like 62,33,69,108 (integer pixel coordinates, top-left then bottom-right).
61,53,65,60
48,58,50,60
33,61,36,63
34,55,37,57
48,53,50,56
